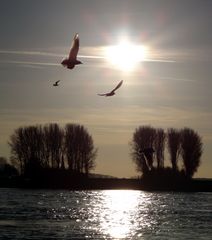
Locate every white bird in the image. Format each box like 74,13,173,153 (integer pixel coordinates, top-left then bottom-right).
53,80,60,86
61,33,82,69
98,80,123,97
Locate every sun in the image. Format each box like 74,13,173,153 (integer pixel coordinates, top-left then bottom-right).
104,40,147,72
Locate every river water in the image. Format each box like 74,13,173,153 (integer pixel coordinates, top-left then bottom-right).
0,188,211,239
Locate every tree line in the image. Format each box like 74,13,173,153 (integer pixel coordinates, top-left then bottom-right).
5,123,203,182
9,123,97,177
131,126,202,178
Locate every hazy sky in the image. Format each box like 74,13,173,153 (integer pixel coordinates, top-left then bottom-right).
0,0,212,178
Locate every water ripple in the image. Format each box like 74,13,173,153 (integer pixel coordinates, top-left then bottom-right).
0,189,211,239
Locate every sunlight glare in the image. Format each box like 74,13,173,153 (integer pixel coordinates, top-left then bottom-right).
105,40,147,72
100,190,140,239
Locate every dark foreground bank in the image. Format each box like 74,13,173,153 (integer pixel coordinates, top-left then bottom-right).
1,176,212,192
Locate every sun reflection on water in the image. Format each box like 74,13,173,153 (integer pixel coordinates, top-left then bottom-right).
99,190,141,239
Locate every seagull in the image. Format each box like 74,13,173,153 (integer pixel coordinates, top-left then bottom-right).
53,80,60,86
98,80,123,97
61,33,82,69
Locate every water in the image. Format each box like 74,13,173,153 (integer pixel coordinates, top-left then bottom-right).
0,189,211,239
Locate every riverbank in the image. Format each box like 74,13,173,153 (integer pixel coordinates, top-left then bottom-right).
1,176,211,192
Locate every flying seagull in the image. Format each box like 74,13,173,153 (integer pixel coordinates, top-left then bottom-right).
61,33,82,69
53,80,60,86
98,80,123,97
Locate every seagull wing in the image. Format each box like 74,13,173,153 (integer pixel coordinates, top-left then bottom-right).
56,80,60,84
110,80,123,93
98,80,123,96
69,33,79,60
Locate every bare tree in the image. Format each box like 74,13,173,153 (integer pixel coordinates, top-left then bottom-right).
9,125,45,175
64,124,97,174
167,128,181,171
9,128,24,174
154,128,166,169
180,128,202,178
80,130,97,175
64,124,77,171
43,123,64,169
131,126,156,175
9,123,97,178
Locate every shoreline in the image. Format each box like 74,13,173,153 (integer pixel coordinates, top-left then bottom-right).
1,177,211,192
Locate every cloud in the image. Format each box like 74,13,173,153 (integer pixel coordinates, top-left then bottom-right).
1,105,211,134
1,44,212,65
0,60,60,67
0,49,105,59
159,77,196,83
0,50,63,57
1,46,211,72
0,47,177,64
149,47,212,62
0,48,106,68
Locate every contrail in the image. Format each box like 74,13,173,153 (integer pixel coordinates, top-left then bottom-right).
143,58,176,63
160,77,195,82
0,60,60,66
0,59,175,68
0,50,63,57
0,50,104,59
79,55,105,59
0,50,176,62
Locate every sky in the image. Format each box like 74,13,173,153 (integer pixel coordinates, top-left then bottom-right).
0,0,212,178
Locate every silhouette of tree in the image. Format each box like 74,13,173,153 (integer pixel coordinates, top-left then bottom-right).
9,126,45,175
0,157,19,177
180,128,202,178
64,124,97,175
64,124,78,171
0,156,7,165
9,123,97,178
9,129,24,174
167,128,181,171
131,126,156,175
154,128,166,169
43,123,64,169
